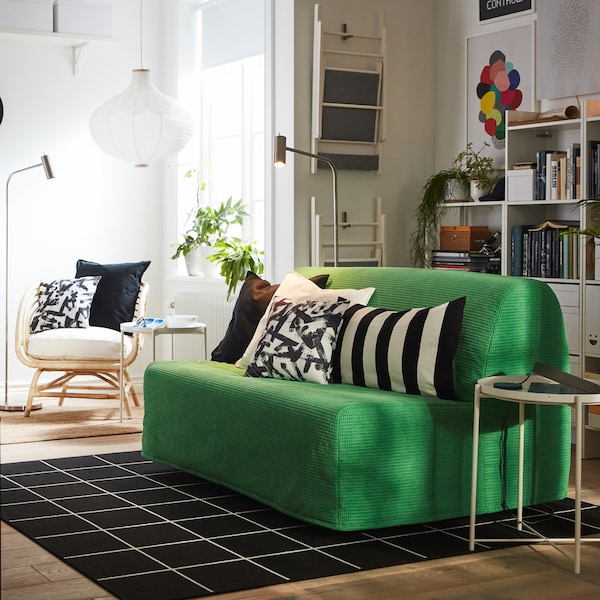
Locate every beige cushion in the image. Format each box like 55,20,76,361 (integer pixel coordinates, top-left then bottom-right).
27,327,134,361
236,270,375,369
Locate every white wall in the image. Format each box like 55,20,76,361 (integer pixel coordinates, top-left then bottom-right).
290,0,436,268
1,0,172,393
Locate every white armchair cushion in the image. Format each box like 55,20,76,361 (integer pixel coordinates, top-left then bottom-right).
27,327,134,361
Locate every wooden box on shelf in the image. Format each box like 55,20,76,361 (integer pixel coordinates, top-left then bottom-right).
439,226,491,252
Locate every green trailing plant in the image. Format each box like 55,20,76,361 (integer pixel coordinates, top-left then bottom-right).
409,170,454,269
409,143,499,268
207,238,264,300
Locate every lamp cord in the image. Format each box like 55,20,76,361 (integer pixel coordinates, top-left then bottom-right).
139,0,144,68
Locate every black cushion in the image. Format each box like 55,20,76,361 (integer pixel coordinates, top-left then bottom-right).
75,259,150,331
211,271,329,364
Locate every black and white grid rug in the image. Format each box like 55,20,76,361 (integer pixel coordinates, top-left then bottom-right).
2,450,599,600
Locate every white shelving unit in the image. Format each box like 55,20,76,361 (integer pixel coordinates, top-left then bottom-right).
442,100,600,457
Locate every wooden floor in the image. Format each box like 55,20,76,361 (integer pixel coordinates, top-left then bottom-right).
2,434,600,600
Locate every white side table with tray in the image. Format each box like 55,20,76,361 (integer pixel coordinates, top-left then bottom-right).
469,369,600,574
119,318,207,422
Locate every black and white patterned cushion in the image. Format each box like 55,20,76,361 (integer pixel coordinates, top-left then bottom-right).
332,297,466,400
30,276,102,334
245,298,350,385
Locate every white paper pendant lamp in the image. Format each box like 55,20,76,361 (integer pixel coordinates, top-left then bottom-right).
89,68,194,167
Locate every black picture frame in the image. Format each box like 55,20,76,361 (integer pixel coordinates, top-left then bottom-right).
479,0,533,23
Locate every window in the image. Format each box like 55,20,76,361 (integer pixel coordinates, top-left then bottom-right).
177,0,265,261
200,55,265,244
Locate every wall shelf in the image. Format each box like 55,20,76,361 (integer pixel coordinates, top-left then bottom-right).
0,28,116,74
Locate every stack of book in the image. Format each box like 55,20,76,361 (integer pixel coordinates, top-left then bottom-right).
430,250,500,274
511,220,579,278
535,144,581,200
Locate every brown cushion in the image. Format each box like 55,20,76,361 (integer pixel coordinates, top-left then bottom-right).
211,271,329,364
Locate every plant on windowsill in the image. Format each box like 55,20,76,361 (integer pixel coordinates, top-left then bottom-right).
410,143,499,268
207,238,265,300
171,166,250,277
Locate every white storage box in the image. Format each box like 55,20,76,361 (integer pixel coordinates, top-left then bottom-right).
507,169,535,202
53,0,111,37
0,0,54,32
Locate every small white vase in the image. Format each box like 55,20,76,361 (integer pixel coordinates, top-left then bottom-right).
470,181,490,202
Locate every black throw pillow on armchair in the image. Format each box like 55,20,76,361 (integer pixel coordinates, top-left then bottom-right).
75,259,150,331
211,271,329,364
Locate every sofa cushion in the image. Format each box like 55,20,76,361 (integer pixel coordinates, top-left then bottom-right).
30,276,102,334
245,298,350,385
211,271,329,364
75,259,150,331
236,270,375,369
27,326,134,361
332,296,466,400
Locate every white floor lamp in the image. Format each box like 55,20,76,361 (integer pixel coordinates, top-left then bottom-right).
2,155,55,412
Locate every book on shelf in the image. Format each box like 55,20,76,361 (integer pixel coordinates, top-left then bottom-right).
513,162,536,170
515,220,579,278
589,141,600,198
567,142,581,200
430,250,500,274
511,224,532,276
536,150,559,200
546,151,567,200
534,148,581,201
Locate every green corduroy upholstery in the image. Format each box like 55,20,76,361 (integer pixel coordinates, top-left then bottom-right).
142,267,571,531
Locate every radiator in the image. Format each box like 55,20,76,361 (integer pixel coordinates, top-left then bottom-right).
171,292,236,359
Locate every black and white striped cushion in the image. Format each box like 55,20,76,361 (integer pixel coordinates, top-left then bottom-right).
332,297,466,399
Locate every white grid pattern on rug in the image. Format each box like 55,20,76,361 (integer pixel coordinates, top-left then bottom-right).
2,451,599,600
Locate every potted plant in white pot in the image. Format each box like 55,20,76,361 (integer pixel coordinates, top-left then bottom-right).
171,197,249,276
458,143,499,202
171,167,249,276
171,167,265,294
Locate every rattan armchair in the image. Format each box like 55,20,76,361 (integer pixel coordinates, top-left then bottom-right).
15,282,149,417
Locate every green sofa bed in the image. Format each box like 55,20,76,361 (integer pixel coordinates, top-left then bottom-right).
142,267,571,531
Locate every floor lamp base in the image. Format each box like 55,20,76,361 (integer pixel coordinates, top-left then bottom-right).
0,401,42,412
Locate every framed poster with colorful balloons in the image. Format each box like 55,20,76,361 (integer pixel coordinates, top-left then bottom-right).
466,22,537,169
